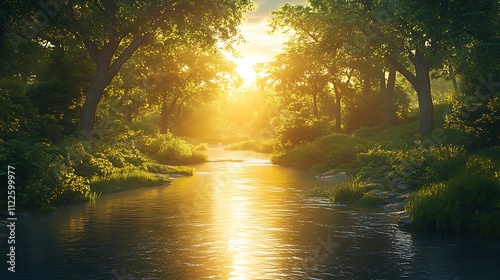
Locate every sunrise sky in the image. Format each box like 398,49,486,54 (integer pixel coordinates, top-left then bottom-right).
231,0,307,85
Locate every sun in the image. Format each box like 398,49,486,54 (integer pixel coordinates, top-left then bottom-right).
234,57,259,86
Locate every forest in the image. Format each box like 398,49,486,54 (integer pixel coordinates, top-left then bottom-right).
1,0,499,239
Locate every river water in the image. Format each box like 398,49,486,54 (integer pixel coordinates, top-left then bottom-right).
3,147,500,279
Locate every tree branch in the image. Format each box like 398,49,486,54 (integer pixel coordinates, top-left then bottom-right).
387,56,417,86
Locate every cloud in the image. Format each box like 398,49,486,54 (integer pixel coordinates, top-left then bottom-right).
235,0,307,62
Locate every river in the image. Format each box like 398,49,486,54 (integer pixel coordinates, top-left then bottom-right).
3,147,500,279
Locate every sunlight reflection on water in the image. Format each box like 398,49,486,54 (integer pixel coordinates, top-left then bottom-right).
7,147,500,279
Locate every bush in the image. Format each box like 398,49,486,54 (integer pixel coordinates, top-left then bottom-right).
271,133,369,169
389,144,467,189
357,146,402,178
144,162,195,176
137,132,207,165
272,102,329,150
270,142,323,167
90,167,170,194
328,176,366,203
356,193,386,206
225,139,275,153
407,157,500,237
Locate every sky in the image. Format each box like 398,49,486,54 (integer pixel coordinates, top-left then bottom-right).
231,0,307,85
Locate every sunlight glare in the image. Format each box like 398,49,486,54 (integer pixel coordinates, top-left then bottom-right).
234,57,260,86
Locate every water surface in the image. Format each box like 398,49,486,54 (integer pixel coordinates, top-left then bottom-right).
3,147,500,279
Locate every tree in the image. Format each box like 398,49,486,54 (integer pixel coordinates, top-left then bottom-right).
32,0,253,138
138,37,235,134
369,0,467,134
270,2,385,131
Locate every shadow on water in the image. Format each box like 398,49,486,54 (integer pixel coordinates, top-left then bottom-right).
3,147,500,279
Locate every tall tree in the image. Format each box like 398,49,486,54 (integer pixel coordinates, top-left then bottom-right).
371,0,465,134
31,0,254,138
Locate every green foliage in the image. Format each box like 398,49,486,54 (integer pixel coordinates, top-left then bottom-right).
272,102,329,150
356,193,387,206
0,139,93,206
271,142,323,167
343,92,383,131
391,144,468,189
357,146,402,178
271,133,369,168
446,95,500,148
137,132,208,165
359,143,468,190
328,176,366,204
144,162,195,176
224,139,275,153
90,167,170,194
407,156,500,237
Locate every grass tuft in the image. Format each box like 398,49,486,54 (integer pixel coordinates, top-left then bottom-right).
328,176,366,203
90,167,171,194
356,193,387,206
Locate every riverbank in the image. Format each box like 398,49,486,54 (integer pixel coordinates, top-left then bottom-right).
312,172,411,226
228,112,500,238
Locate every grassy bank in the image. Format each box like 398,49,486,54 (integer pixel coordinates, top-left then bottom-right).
275,110,500,238
0,123,204,211
224,139,275,153
90,167,172,195
309,176,387,206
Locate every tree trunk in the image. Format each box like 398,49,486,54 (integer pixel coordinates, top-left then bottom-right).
448,64,459,96
78,33,154,138
388,49,434,134
161,95,178,134
78,74,109,138
312,92,318,117
333,82,342,132
382,66,396,127
413,51,434,134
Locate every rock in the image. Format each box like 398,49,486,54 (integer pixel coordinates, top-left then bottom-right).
364,182,383,189
389,210,411,227
368,190,391,198
384,202,406,212
317,171,348,183
331,172,348,183
396,193,410,200
396,183,411,190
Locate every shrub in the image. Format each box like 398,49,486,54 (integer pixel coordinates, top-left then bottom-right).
270,142,323,167
357,146,402,178
272,102,329,150
90,167,170,194
356,193,387,206
328,176,366,203
137,133,207,165
390,144,467,189
225,139,275,153
144,162,195,176
271,133,369,169
407,157,500,237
